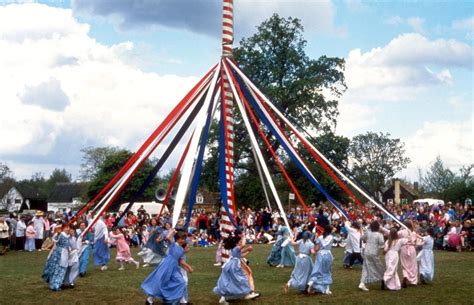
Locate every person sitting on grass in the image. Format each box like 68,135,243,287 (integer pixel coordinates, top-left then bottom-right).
213,232,260,305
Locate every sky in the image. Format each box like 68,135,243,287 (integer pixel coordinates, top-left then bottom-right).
0,0,472,183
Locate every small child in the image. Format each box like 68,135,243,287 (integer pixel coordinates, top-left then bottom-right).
417,227,434,284
109,228,139,270
25,221,36,252
383,228,407,290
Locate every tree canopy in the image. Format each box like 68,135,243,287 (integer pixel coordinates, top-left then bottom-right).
349,132,410,194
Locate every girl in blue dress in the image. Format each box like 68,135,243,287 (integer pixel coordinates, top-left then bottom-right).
42,224,70,291
267,218,296,267
214,233,260,304
308,225,334,295
285,231,315,293
141,229,193,305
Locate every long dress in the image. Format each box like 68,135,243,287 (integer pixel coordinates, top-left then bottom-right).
383,238,407,290
138,228,165,266
267,226,295,267
141,242,186,303
288,239,314,292
93,219,110,266
213,246,252,299
398,229,418,285
78,231,93,275
63,236,80,286
417,236,434,283
41,232,70,291
308,235,334,294
110,232,134,262
360,230,385,284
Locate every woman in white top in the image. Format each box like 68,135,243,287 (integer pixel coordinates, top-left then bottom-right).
383,228,408,290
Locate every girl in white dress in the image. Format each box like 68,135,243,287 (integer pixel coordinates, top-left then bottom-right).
417,227,434,284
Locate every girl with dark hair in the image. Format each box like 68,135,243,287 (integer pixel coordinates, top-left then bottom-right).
213,232,260,304
308,225,334,295
284,231,315,293
359,220,385,291
142,229,193,305
383,227,408,290
417,228,435,284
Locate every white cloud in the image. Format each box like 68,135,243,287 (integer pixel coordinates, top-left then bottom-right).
338,32,472,138
343,33,472,104
385,16,425,34
452,16,474,31
400,118,474,179
18,78,70,111
0,3,199,178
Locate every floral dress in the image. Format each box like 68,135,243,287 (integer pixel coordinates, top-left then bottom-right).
42,232,70,291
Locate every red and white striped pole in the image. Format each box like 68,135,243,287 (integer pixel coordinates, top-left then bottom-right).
220,0,236,260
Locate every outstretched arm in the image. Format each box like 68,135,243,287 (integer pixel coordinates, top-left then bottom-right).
179,259,193,273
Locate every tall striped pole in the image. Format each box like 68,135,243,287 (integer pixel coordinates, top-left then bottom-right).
219,0,236,260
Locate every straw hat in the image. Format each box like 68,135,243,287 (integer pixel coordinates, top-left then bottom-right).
35,210,44,217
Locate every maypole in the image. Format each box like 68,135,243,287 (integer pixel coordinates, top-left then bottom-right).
219,0,236,238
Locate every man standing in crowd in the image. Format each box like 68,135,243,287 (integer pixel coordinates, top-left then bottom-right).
15,215,26,251
33,211,45,250
6,213,17,250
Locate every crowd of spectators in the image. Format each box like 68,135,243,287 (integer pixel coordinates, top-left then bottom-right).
0,199,472,255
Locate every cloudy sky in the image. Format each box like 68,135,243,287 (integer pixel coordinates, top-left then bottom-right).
0,0,472,182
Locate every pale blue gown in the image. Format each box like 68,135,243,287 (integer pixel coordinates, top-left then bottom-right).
141,242,186,304
308,235,334,294
267,226,296,267
288,239,314,291
213,246,252,299
417,236,434,283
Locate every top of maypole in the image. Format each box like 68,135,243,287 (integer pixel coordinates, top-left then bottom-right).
222,0,234,58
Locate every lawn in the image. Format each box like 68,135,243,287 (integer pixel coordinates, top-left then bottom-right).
0,245,473,305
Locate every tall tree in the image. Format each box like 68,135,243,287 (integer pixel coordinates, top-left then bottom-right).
0,162,12,181
201,14,346,205
80,146,119,181
86,149,159,210
421,156,456,194
46,168,73,194
349,132,410,194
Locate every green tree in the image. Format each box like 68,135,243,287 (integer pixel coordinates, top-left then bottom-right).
80,146,119,181
0,162,12,181
349,132,410,194
46,168,72,194
421,158,473,201
86,149,160,210
201,14,347,206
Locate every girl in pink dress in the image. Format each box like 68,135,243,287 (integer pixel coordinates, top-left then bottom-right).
109,228,139,270
398,221,418,287
383,228,408,290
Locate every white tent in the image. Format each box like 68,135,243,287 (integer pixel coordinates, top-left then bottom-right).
119,201,169,216
413,198,445,206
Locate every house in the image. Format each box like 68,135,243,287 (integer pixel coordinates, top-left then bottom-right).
1,185,47,212
47,183,84,212
382,179,420,205
193,189,219,212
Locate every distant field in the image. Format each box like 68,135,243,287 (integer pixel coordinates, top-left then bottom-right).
0,245,473,305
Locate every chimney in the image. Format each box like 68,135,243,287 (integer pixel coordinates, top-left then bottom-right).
394,179,401,205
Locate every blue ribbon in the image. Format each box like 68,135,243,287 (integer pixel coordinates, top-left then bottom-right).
231,67,349,219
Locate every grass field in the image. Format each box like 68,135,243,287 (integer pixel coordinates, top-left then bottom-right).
0,245,473,305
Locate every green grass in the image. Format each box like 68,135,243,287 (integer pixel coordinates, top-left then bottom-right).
0,245,473,305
